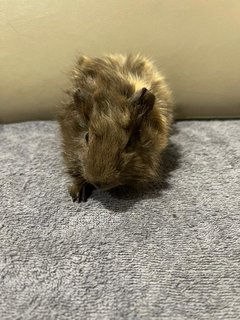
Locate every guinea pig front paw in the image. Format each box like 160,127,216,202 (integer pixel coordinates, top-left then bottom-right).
68,182,95,203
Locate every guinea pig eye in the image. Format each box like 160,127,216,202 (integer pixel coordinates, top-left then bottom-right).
84,132,89,143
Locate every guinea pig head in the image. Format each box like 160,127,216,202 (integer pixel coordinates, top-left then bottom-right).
78,86,166,191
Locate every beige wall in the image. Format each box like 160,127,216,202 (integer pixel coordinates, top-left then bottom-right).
0,0,240,123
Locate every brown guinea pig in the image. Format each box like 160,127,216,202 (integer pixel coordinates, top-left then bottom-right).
58,54,173,202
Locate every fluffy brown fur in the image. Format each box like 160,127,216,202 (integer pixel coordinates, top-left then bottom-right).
58,53,173,202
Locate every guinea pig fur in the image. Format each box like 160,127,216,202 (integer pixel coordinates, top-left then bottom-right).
58,54,173,202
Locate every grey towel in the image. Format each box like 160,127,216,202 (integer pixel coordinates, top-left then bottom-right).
0,120,239,319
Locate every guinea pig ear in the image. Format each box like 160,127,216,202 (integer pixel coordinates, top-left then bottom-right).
130,87,155,116
73,88,92,120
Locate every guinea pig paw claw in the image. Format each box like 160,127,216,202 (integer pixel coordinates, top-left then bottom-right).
72,196,77,202
80,183,95,202
69,182,95,203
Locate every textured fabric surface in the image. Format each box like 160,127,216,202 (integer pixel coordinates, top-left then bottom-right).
0,120,239,320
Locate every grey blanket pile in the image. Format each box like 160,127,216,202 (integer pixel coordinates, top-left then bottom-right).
0,120,239,319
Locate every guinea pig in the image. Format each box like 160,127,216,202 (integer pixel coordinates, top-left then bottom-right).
58,54,173,202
